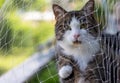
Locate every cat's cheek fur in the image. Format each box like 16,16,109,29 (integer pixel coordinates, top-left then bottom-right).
58,65,72,78
64,30,73,43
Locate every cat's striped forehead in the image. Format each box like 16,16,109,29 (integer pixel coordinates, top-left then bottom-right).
56,11,85,25
70,17,80,29
63,11,84,21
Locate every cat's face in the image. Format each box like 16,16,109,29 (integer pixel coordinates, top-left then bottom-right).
53,0,98,47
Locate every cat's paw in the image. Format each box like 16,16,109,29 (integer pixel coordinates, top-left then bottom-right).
59,65,72,79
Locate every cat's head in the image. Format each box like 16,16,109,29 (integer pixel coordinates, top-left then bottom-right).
53,0,99,48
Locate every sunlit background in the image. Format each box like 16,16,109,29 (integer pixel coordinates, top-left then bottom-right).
0,0,119,83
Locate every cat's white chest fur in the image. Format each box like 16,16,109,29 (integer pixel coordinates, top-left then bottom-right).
73,52,93,71
58,39,100,71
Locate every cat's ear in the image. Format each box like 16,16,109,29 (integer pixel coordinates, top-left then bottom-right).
52,4,67,20
82,0,94,14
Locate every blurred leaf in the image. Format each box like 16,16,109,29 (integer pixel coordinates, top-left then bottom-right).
7,11,54,47
27,61,59,83
0,0,5,8
0,19,13,51
29,0,49,11
0,47,33,75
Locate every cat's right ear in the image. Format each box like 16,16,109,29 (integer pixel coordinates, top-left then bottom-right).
52,4,67,20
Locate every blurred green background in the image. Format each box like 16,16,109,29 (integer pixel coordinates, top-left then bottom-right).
0,0,116,83
0,0,55,82
0,0,54,70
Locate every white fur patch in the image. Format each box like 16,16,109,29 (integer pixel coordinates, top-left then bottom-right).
57,17,100,71
78,77,90,83
70,17,80,29
59,65,72,78
58,39,99,71
69,17,81,40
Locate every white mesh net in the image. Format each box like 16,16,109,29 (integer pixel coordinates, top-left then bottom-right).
0,0,119,83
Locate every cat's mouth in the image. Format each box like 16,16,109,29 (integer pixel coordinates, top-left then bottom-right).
73,40,82,45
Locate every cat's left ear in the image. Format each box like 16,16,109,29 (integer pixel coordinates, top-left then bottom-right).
82,0,94,14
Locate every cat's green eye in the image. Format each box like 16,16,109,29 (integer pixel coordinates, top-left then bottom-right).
80,19,84,23
68,26,71,30
69,28,72,30
80,24,86,29
66,25,71,30
80,18,86,23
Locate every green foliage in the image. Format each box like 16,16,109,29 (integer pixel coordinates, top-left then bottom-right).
75,0,87,10
0,47,34,75
7,12,54,47
0,19,13,51
27,61,59,83
11,0,49,11
12,0,34,10
0,68,7,75
107,0,117,13
95,2,106,29
32,21,54,46
0,0,5,8
7,12,33,47
30,0,49,11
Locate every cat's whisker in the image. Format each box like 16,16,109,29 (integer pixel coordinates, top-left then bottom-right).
78,8,99,21
86,23,101,30
80,21,89,25
85,8,99,16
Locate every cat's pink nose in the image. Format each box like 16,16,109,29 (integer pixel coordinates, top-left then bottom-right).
74,34,80,39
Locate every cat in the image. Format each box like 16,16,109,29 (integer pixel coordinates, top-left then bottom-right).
52,0,101,82
52,0,120,83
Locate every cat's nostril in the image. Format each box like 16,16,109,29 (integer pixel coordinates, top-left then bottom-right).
74,34,80,39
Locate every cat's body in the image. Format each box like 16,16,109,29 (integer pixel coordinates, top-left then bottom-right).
56,45,103,83
52,0,120,83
